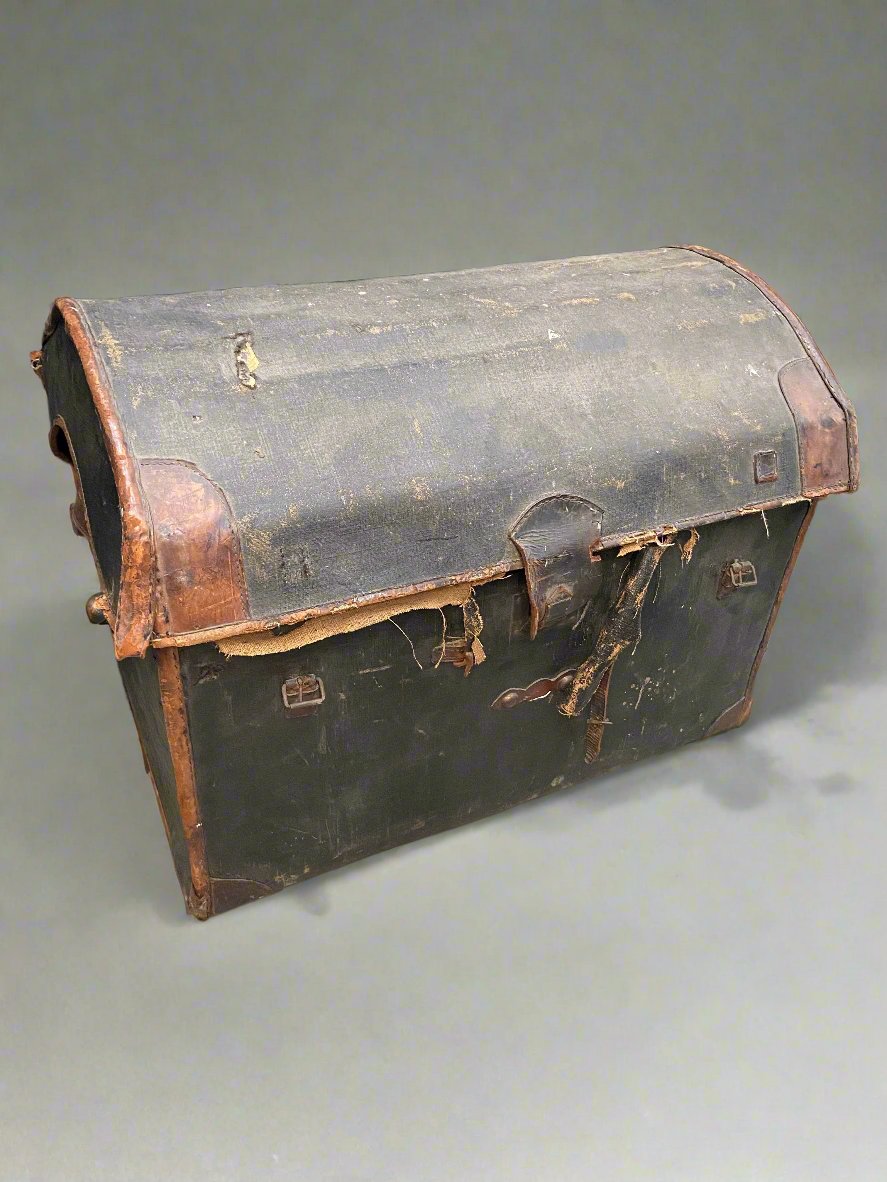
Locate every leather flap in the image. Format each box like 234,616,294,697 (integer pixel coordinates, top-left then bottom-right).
509,495,603,637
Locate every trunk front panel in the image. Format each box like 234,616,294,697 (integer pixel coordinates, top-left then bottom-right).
173,504,808,910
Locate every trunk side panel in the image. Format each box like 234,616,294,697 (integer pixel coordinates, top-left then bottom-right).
41,322,123,608
118,653,191,899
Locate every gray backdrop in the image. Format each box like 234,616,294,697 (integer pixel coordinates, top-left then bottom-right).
2,3,884,1179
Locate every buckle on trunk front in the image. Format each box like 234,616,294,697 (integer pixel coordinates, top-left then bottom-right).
282,674,325,713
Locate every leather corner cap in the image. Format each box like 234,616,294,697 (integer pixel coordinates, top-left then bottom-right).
778,357,852,497
139,459,250,635
705,696,752,738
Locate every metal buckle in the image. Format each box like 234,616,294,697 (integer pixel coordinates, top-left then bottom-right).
730,560,758,588
431,636,471,665
281,674,325,713
718,559,758,598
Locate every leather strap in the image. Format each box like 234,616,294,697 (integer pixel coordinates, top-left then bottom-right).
560,544,664,719
583,663,614,762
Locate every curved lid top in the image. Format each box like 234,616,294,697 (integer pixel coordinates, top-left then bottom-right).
44,246,856,654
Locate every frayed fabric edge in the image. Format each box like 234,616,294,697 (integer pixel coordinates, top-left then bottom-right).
217,583,474,658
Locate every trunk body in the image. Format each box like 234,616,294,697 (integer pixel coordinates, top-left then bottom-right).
32,247,857,917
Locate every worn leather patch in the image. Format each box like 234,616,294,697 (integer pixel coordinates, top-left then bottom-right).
510,495,604,638
140,459,250,635
778,358,851,496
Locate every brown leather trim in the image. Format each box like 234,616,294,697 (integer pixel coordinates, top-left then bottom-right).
139,459,250,636
43,299,154,659
705,500,816,738
150,562,513,650
778,358,851,496
675,246,859,493
117,654,200,909
156,647,211,917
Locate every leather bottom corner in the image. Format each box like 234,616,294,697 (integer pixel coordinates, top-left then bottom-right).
705,696,753,739
185,884,213,921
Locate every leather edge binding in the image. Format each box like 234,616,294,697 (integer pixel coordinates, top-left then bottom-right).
155,646,212,918
674,245,859,493
43,298,155,659
119,663,194,908
151,561,514,651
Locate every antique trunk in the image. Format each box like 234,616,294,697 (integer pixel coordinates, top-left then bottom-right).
32,246,859,918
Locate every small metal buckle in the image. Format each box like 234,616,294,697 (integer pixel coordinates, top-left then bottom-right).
718,559,758,598
281,674,325,713
431,636,469,665
730,560,758,588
